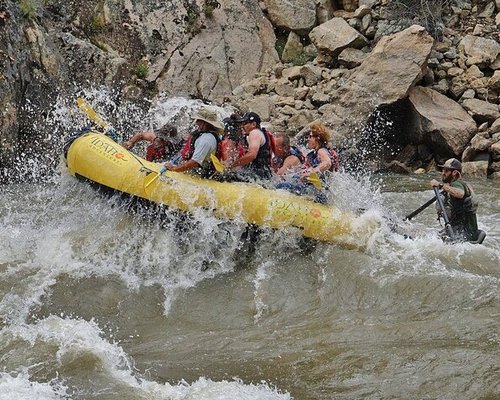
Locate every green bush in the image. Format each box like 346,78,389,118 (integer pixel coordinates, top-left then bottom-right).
19,0,36,19
135,62,149,79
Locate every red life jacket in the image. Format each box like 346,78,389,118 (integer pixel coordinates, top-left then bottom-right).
328,148,339,172
220,138,246,162
180,130,221,161
146,144,166,162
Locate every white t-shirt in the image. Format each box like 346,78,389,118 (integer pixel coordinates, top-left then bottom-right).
191,132,218,165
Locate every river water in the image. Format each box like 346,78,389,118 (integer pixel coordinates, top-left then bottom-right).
1,97,499,399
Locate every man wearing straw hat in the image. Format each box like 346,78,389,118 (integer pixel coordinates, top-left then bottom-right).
164,106,223,178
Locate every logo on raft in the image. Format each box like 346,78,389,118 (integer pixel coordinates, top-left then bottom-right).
89,136,128,163
270,198,327,227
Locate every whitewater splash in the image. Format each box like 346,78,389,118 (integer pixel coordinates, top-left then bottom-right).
2,91,499,400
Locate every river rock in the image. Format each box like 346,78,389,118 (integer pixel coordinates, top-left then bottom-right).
462,160,489,176
459,35,500,67
408,86,477,156
462,98,500,124
317,0,335,24
491,118,500,133
487,70,500,90
478,2,496,17
282,32,304,64
491,135,500,150
338,48,368,68
309,17,368,58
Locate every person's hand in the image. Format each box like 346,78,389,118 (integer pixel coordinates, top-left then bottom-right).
431,179,440,188
123,140,133,149
300,168,312,182
164,162,174,170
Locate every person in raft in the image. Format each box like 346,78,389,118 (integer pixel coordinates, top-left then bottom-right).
123,123,179,162
276,122,336,203
222,112,274,182
163,106,224,178
272,132,305,176
430,158,485,243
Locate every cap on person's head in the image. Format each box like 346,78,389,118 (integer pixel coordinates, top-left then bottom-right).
237,112,261,125
193,106,224,133
438,158,462,171
155,123,177,140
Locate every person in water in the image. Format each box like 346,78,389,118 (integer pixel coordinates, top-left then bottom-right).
272,133,304,176
123,123,179,162
224,112,273,181
164,106,223,178
430,158,481,242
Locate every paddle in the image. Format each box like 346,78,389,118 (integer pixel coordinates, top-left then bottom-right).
433,186,455,240
76,98,109,129
76,97,119,141
210,153,225,173
144,166,167,189
404,196,437,221
307,172,322,190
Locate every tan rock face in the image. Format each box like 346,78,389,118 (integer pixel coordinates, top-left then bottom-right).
462,160,489,177
155,2,279,101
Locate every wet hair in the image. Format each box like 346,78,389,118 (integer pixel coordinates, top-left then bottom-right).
155,123,177,139
309,122,331,146
223,113,241,140
274,132,291,148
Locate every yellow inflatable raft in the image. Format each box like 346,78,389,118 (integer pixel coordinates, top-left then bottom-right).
65,131,378,248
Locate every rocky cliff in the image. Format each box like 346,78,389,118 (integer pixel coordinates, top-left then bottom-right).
0,0,499,182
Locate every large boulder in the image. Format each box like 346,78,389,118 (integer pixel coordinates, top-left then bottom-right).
309,17,368,57
261,0,316,32
326,25,434,142
461,98,500,124
458,35,500,67
408,87,477,157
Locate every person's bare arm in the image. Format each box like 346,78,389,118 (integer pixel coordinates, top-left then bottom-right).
277,155,301,176
165,158,199,173
431,179,465,199
123,130,156,149
229,130,261,168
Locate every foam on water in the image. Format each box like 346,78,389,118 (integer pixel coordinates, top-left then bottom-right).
1,315,291,399
0,370,69,400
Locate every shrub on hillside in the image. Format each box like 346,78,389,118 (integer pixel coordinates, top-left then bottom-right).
386,0,451,40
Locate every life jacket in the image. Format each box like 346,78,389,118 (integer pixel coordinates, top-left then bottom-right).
146,144,166,162
248,128,273,179
438,180,479,241
220,137,246,162
273,145,305,170
180,130,221,161
306,146,339,172
179,130,221,178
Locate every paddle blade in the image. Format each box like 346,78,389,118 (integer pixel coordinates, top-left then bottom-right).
144,172,160,189
210,153,225,173
76,98,109,129
144,167,167,189
307,172,322,190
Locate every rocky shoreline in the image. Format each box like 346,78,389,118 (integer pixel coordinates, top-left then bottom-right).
0,0,499,182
